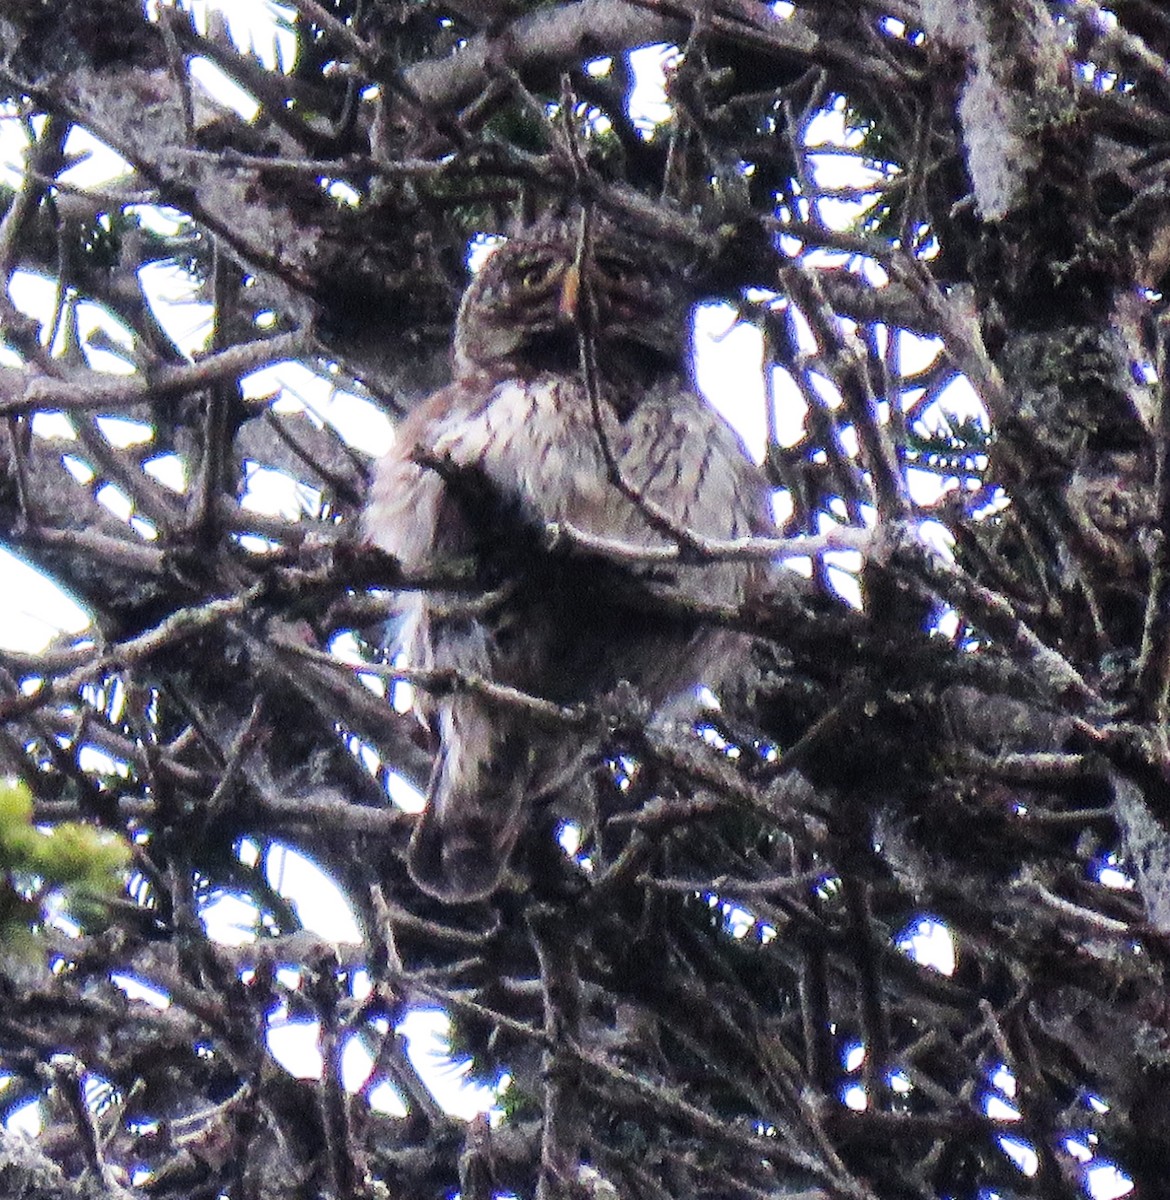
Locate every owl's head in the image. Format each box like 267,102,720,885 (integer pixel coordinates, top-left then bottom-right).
451,218,689,379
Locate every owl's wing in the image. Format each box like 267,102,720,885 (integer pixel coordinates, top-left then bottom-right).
621,381,775,604
363,385,559,901
361,385,481,668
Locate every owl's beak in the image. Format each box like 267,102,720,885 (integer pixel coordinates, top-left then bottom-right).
558,261,581,324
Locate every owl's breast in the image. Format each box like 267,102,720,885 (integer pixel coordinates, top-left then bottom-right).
430,375,611,523
432,371,767,542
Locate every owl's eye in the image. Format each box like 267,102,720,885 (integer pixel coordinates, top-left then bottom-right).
595,254,648,294
594,254,639,287
514,257,556,290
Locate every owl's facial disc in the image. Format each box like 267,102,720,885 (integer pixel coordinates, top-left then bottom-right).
457,239,683,375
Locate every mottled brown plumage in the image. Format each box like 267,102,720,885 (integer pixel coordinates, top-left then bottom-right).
363,218,775,901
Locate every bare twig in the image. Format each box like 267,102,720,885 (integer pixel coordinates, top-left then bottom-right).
0,330,306,417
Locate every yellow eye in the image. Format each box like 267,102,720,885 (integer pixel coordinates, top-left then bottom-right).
516,258,555,289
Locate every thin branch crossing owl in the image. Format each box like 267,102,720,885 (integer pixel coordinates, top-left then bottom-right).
364,216,776,901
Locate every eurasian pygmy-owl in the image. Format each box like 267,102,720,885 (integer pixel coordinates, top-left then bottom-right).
363,217,775,901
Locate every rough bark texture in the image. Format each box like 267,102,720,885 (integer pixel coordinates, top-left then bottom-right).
1,1,1170,1198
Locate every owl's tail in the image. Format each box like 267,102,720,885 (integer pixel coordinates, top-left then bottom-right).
407,695,534,902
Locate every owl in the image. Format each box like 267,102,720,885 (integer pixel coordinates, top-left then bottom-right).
363,217,776,901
